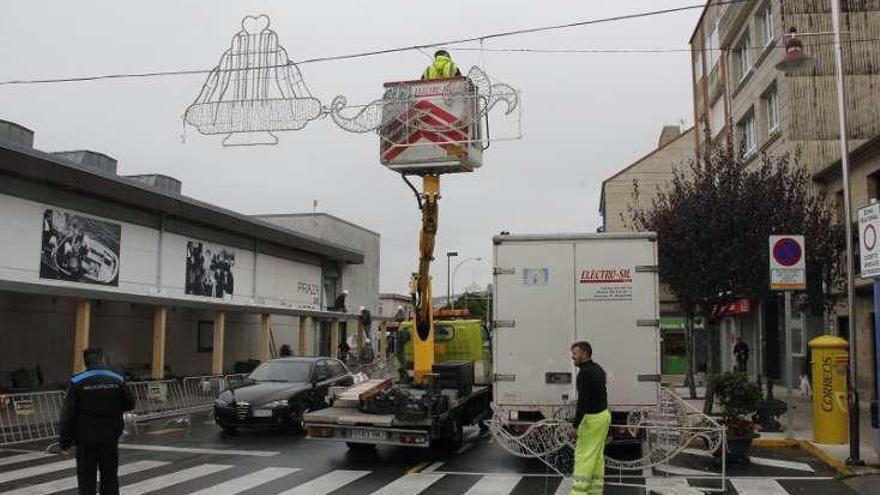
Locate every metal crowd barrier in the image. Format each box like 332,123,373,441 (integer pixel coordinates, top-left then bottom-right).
125,380,190,434
0,390,65,447
0,374,253,445
182,375,231,413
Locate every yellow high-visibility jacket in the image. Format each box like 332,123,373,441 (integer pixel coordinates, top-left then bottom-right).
421,55,461,80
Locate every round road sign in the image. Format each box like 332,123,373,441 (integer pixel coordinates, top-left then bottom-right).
772,237,802,267
865,224,877,252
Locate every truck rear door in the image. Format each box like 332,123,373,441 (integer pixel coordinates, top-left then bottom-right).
493,239,576,409
574,237,659,408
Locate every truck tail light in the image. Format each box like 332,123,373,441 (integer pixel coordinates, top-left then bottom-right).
308,426,334,438
400,433,427,444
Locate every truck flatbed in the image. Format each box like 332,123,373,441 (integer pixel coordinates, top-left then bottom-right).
304,385,490,448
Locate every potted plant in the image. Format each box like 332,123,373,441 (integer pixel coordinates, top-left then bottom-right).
711,372,762,464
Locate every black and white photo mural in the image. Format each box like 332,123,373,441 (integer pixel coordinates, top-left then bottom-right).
186,240,235,298
39,209,121,286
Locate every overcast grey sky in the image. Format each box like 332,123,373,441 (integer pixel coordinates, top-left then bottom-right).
0,0,701,295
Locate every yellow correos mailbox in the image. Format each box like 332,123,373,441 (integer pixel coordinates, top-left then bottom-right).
808,335,849,443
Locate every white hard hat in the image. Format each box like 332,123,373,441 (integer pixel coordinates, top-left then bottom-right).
342,290,349,295
397,305,403,310
359,305,366,311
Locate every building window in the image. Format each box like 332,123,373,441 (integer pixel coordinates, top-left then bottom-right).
765,85,780,133
737,113,756,157
711,97,725,138
735,34,751,82
708,22,720,69
761,5,775,46
197,321,214,353
694,49,703,79
869,171,880,202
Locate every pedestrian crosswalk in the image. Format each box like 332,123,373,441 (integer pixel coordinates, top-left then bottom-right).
0,450,838,495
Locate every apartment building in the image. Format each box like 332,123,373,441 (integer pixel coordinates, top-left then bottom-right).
690,0,880,397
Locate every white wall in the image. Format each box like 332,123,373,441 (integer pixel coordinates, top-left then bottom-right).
0,193,322,310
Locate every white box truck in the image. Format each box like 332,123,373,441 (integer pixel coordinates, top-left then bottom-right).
492,233,660,438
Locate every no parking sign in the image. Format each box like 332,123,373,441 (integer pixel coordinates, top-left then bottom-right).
769,235,806,291
858,202,880,279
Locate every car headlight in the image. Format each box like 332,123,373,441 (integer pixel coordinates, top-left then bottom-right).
214,398,229,407
263,399,289,409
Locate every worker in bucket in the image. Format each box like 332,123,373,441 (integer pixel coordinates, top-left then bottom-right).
421,49,462,80
59,348,136,495
569,341,610,495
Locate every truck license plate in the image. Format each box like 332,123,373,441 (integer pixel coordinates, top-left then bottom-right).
350,429,385,441
252,409,273,418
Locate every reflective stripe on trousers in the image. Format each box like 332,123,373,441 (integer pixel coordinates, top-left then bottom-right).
571,409,611,495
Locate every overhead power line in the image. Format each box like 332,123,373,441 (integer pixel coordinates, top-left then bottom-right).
0,0,747,86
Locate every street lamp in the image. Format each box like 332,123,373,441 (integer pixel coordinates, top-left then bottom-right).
446,251,458,308
451,257,482,310
776,2,862,464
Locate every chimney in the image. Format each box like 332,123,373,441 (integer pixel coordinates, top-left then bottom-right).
125,174,182,195
53,150,118,175
658,125,682,148
0,120,35,148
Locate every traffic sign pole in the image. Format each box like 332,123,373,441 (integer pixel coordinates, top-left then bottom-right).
785,290,794,439
770,235,806,439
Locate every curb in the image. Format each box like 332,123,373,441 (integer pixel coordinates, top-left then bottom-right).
753,437,854,477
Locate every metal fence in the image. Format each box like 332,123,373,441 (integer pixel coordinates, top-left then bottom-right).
0,372,254,446
125,380,191,434
0,390,65,446
182,375,231,413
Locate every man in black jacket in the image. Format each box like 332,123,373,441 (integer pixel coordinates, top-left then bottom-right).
59,348,136,495
570,341,610,495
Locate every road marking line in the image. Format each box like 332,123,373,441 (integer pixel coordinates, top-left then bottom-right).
645,477,705,494
0,461,167,495
276,470,370,495
185,467,299,495
680,448,814,472
369,473,444,494
119,444,278,457
463,474,521,494
730,478,788,495
423,462,444,473
121,464,232,495
0,460,75,484
553,477,572,495
0,452,52,468
406,462,431,474
654,464,712,477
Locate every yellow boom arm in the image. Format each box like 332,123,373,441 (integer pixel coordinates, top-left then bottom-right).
409,174,440,384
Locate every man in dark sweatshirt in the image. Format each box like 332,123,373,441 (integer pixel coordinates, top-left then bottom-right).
570,341,610,495
59,348,136,495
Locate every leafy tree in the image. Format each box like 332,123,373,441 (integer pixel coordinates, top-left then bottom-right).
627,139,844,397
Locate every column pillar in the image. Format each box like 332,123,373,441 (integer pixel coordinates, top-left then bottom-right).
356,319,365,357
72,300,91,374
212,311,226,375
259,313,271,361
378,322,387,358
299,316,312,356
151,307,167,379
330,319,340,358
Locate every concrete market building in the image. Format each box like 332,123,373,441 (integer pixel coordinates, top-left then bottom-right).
0,119,378,389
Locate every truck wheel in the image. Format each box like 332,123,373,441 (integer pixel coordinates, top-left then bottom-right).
346,442,377,452
445,415,464,452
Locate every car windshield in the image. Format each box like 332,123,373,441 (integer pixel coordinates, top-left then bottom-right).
248,361,311,383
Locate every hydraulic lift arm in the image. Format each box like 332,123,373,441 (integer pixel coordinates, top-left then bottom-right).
409,174,440,384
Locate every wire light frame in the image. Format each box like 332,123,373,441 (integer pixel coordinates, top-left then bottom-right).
329,66,519,138
184,15,322,146
488,388,727,491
